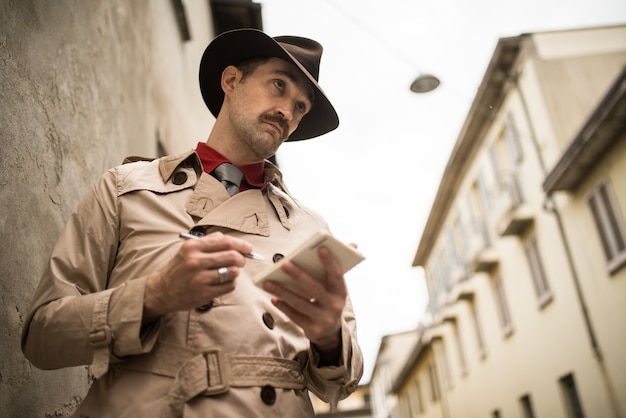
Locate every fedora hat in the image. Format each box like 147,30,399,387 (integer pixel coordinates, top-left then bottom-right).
199,29,339,141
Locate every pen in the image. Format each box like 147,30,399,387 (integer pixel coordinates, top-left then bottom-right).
179,232,265,260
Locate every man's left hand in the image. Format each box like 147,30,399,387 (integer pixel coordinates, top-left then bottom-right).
262,245,351,362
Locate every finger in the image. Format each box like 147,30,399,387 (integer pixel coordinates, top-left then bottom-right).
317,246,347,296
271,297,341,345
181,246,247,272
271,297,314,325
219,266,229,283
209,265,242,285
190,231,254,256
279,261,326,303
262,276,320,313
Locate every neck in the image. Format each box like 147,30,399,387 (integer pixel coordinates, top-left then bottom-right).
206,120,261,166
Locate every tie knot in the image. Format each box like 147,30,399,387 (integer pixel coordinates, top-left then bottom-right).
212,163,243,196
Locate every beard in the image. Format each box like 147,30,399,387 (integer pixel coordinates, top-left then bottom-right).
230,110,290,161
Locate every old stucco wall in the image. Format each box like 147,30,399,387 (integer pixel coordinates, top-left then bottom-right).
0,0,213,415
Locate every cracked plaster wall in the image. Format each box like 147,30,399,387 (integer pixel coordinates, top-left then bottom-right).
0,0,214,415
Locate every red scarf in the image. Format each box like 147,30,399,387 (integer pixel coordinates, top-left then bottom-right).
195,142,266,191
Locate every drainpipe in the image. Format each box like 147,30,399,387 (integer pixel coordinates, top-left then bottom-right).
503,69,602,360
505,69,624,418
542,196,601,359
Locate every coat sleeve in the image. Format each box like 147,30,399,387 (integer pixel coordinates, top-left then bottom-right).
304,294,363,409
21,167,160,375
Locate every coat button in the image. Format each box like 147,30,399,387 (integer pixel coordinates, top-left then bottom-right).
172,171,188,185
272,253,284,263
260,385,276,405
189,226,207,237
262,312,275,330
196,300,213,312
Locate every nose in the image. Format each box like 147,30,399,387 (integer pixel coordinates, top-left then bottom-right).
277,108,292,122
276,99,295,122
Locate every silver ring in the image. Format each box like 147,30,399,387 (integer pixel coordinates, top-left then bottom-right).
218,267,229,284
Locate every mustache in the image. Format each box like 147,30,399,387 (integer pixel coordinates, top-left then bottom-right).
259,114,289,139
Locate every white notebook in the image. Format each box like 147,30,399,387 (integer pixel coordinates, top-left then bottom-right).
254,231,365,297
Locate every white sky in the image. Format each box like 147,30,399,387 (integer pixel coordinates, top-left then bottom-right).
261,0,626,382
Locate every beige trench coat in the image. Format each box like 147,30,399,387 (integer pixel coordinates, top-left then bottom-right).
21,150,363,417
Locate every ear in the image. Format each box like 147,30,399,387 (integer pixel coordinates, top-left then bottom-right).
221,65,240,95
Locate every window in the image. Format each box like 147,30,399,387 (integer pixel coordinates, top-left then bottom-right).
434,339,453,390
520,394,535,418
492,274,514,336
439,237,454,290
399,396,412,418
451,213,471,280
560,374,585,418
469,300,487,359
468,182,493,249
507,171,525,206
466,190,479,226
426,280,441,316
453,211,469,256
415,381,425,414
476,170,491,212
490,114,525,207
503,112,523,164
447,317,468,375
408,380,425,415
428,250,451,312
489,112,522,176
427,362,441,402
446,226,459,265
446,225,468,284
488,141,504,180
524,235,553,307
588,179,626,273
455,323,468,374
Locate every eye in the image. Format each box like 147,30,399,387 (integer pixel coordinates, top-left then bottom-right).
273,79,285,90
295,102,307,114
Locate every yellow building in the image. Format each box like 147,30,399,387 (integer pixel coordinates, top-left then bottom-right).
391,25,626,418
371,330,423,418
311,384,372,417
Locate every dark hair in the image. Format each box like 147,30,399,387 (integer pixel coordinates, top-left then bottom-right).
237,57,271,80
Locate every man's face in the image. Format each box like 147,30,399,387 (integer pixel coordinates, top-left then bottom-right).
226,57,314,161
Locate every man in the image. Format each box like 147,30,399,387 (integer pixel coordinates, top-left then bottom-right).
21,29,363,417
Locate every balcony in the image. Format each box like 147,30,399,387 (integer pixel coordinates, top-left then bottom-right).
448,278,476,304
465,221,498,272
496,204,534,236
492,173,535,236
470,246,499,273
450,262,470,285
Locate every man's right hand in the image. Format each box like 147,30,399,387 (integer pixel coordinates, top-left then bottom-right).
142,232,253,320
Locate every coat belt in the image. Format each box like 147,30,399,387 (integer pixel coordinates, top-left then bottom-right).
110,342,307,417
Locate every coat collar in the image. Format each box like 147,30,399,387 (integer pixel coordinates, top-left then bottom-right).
156,149,294,236
157,149,290,193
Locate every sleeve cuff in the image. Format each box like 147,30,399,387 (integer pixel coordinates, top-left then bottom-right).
305,318,360,403
108,276,161,358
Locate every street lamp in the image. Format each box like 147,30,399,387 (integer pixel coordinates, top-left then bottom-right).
410,73,440,93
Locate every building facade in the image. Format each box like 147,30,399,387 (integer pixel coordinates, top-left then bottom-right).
391,25,626,418
311,384,372,418
370,330,423,418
